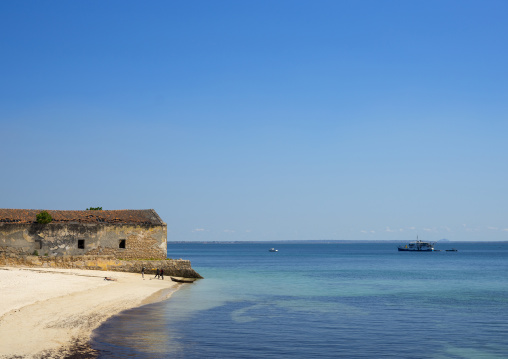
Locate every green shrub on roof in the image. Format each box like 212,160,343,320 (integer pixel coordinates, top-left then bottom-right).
36,210,52,224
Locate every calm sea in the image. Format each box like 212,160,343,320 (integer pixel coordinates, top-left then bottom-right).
91,242,508,358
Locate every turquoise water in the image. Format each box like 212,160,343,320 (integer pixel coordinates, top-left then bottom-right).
92,242,508,358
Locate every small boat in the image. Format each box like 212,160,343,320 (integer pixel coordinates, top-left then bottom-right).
398,237,436,252
269,248,278,252
170,277,197,283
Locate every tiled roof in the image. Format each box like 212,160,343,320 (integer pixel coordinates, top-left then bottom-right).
0,209,165,225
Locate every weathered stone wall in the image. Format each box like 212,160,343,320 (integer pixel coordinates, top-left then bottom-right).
0,254,203,278
0,222,167,259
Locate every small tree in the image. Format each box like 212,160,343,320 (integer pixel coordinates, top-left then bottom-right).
86,207,103,210
36,210,52,224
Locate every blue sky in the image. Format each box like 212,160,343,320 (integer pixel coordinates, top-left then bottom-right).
1,1,507,241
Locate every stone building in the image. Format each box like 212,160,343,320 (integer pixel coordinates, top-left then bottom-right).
0,209,167,259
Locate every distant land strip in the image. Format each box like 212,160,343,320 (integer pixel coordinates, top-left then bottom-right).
165,239,508,244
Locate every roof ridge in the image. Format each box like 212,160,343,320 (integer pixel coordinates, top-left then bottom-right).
0,209,165,225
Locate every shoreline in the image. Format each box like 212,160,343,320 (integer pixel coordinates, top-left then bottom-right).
0,266,180,358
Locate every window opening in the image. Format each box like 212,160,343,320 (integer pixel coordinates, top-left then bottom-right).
78,240,85,249
119,239,126,249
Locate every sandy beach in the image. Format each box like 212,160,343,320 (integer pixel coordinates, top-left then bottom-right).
0,266,178,358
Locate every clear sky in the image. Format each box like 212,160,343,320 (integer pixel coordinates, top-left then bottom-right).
1,1,507,241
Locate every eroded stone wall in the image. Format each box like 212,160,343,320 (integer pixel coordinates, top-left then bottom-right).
0,255,203,278
0,222,167,259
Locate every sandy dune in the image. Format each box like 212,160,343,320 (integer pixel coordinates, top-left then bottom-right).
0,266,178,358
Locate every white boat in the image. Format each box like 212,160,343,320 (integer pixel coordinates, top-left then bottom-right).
269,248,278,252
398,237,435,252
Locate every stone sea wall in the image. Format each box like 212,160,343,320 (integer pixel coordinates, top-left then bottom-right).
0,254,203,278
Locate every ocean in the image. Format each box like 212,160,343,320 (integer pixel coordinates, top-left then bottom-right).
91,242,508,358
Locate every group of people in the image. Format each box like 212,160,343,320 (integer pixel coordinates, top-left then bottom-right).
154,268,164,279
141,266,164,280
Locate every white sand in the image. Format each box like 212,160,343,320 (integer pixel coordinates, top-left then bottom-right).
0,266,179,358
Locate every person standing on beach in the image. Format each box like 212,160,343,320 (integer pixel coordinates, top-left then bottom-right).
142,266,145,279
160,268,164,280
155,268,160,279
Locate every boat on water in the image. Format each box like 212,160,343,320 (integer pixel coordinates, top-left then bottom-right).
446,248,458,252
269,248,278,252
398,237,436,252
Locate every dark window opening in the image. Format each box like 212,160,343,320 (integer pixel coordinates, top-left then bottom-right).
119,239,126,249
78,240,85,249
